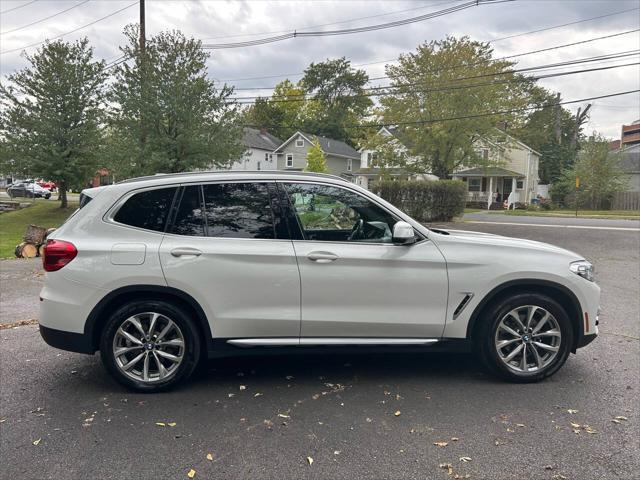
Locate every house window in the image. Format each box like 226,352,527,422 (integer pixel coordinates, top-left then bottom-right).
468,178,481,192
516,180,524,189
286,154,293,168
257,161,261,171
347,159,352,171
295,137,304,147
264,153,269,162
269,154,273,162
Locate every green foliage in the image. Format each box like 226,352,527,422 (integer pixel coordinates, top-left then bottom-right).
513,87,581,184
380,37,533,178
305,139,328,173
301,57,372,144
108,25,244,178
361,129,407,178
551,134,628,208
242,80,307,140
371,180,466,222
0,39,107,207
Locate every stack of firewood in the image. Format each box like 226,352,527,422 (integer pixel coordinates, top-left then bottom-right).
14,225,56,258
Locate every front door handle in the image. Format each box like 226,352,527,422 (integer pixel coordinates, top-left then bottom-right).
307,251,338,263
170,247,202,257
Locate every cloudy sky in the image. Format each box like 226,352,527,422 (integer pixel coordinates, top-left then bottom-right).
1,0,639,138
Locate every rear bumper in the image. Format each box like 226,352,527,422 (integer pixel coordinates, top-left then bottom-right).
39,325,95,354
575,332,597,349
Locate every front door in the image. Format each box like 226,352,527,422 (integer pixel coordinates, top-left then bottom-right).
502,178,513,196
280,182,448,339
159,182,300,340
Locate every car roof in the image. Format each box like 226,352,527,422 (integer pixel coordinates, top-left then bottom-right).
116,170,351,188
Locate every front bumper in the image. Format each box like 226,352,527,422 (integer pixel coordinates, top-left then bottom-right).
39,325,95,354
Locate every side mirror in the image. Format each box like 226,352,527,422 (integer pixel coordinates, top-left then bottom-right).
392,221,416,245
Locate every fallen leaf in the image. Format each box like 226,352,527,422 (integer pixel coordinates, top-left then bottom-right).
584,426,597,434
206,453,213,461
285,375,294,380
454,475,471,479
552,475,567,480
439,463,453,475
570,422,581,429
167,422,177,427
32,438,41,446
277,413,290,419
611,419,622,424
187,468,196,478
239,385,246,391
254,393,263,397
459,456,472,462
306,456,314,466
228,393,235,398
614,416,628,421
155,422,166,427
366,418,372,423
544,465,554,471
333,450,341,455
0,418,6,424
567,409,578,414
451,437,459,441
516,423,526,428
433,441,449,448
394,411,401,417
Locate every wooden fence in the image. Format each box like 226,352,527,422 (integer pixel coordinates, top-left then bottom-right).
611,191,640,210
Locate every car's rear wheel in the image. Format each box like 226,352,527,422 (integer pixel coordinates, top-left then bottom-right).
476,293,573,382
100,300,201,392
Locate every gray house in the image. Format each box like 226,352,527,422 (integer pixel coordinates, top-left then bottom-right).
616,144,640,192
273,131,360,178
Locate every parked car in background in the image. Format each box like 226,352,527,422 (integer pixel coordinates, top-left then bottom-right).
39,171,599,392
36,180,57,191
7,182,52,199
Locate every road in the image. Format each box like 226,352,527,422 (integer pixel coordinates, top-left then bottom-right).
461,211,640,229
1,221,638,480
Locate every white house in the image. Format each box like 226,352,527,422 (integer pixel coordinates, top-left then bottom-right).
227,127,282,171
452,131,541,208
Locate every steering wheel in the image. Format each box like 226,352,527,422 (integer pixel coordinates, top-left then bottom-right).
348,218,364,241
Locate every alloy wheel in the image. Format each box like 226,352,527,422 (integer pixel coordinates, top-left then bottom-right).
112,312,185,383
494,305,561,374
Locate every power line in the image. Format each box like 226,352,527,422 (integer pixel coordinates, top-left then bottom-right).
218,5,640,84
232,29,640,93
0,0,37,15
242,90,639,130
231,51,640,102
1,0,90,36
200,0,458,41
202,0,509,49
0,1,138,55
234,61,639,105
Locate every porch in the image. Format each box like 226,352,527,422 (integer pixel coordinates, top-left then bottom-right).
452,167,525,210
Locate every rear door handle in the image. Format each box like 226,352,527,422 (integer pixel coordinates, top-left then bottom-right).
307,251,338,263
170,247,202,257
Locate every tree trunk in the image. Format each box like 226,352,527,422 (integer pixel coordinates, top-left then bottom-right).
15,242,38,258
58,181,68,208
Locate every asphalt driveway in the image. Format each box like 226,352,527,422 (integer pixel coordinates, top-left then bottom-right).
0,221,638,480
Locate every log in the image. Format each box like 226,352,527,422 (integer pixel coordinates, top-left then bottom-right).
24,224,48,245
38,245,45,257
15,242,38,258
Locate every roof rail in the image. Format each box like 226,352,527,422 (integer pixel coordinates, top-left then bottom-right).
117,170,345,184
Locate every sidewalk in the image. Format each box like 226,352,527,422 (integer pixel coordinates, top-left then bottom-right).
462,211,640,229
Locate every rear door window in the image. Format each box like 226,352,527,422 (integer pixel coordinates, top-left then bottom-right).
114,187,177,232
171,186,205,236
202,183,276,239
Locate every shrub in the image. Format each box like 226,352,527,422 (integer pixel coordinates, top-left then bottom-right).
371,180,466,222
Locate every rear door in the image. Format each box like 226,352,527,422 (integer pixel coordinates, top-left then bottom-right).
159,182,300,340
279,181,448,339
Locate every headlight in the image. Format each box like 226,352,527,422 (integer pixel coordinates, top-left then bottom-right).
570,260,594,282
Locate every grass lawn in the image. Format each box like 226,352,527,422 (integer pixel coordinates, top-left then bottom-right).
0,200,78,258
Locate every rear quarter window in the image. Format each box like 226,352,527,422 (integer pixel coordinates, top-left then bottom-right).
114,187,177,232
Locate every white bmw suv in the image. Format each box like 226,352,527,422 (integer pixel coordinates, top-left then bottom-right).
39,171,599,391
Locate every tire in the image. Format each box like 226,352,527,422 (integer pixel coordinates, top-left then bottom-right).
99,300,202,392
476,293,573,383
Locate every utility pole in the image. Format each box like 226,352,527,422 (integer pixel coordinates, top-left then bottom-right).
554,92,562,145
139,0,146,57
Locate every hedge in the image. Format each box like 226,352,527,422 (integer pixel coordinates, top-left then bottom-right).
371,180,466,222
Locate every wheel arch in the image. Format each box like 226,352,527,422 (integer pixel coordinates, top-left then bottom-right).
466,279,584,352
85,285,213,356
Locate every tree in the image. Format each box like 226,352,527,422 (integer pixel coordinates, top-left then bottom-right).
379,37,533,178
360,129,407,179
305,138,328,173
514,86,585,184
301,57,372,144
0,39,107,207
242,79,308,140
108,25,244,178
564,134,627,208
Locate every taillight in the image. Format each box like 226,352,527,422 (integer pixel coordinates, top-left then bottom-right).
43,240,77,272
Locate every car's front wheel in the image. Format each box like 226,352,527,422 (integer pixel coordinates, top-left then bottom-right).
476,293,573,382
99,300,201,392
